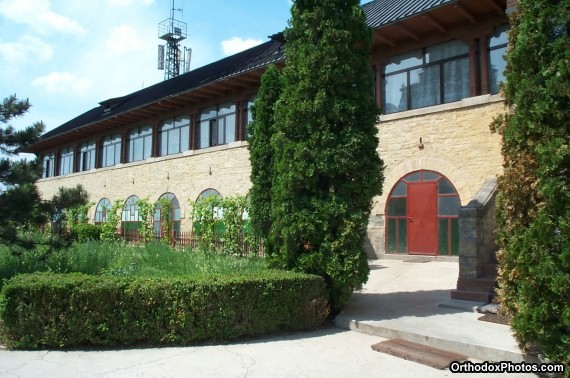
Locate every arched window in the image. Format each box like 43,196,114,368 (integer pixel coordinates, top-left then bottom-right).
385,170,460,256
194,189,223,234
121,195,140,232
94,198,111,224
153,192,181,234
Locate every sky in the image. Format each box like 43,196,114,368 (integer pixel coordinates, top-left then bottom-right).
0,0,293,136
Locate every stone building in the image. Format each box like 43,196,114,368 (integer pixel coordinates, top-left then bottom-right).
26,0,514,282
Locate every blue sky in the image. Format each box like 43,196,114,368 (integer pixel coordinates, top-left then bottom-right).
0,0,293,135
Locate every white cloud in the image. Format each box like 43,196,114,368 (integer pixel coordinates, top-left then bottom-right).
32,72,93,95
0,0,86,35
105,24,147,55
221,37,263,56
0,36,53,64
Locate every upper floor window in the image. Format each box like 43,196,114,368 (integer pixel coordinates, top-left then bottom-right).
78,141,96,172
59,147,74,176
126,126,152,163
243,96,255,140
198,102,236,149
383,39,470,114
488,25,509,95
100,133,122,168
42,152,55,178
159,116,190,156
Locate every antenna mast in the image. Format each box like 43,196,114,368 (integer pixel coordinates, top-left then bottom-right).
157,0,191,80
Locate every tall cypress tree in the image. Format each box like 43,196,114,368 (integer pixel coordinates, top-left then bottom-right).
248,65,283,239
492,0,569,368
0,95,47,250
270,0,384,312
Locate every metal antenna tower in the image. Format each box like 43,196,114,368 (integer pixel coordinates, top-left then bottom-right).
157,0,191,80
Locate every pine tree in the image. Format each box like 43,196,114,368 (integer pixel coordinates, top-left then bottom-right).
269,0,384,312
0,95,47,250
247,65,283,239
492,0,569,368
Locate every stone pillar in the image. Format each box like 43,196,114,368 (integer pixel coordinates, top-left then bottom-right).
457,178,498,280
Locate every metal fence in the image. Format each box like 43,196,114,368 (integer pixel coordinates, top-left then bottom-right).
119,229,265,257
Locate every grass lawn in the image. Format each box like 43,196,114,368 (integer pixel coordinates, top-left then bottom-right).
0,241,269,289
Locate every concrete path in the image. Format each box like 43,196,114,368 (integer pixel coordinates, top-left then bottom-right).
0,258,539,377
336,258,531,363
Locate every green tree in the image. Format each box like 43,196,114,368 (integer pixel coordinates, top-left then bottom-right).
269,0,384,312
492,0,569,369
50,185,90,237
0,95,47,250
248,64,283,239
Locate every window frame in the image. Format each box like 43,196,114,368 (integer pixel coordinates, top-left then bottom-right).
488,24,509,95
78,140,96,172
100,133,122,168
94,198,111,224
382,39,471,114
42,152,55,178
126,126,153,163
158,115,190,156
59,147,74,176
198,102,237,149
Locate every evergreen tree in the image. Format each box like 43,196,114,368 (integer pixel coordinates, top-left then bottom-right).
269,0,384,312
0,95,47,250
492,0,569,368
247,64,283,239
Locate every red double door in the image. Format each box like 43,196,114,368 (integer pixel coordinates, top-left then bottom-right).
407,182,438,255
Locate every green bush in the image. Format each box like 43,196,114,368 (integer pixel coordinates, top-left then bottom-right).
0,271,329,349
491,0,570,371
70,223,102,242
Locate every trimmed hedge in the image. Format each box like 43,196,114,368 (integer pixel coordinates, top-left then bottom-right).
0,271,329,349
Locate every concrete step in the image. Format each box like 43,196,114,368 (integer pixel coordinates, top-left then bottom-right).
336,314,530,363
371,338,468,369
450,289,491,303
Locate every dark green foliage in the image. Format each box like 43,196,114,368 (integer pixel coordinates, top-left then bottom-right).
70,224,102,242
492,0,569,370
268,0,383,312
0,95,48,251
248,65,283,239
0,271,329,349
50,185,90,236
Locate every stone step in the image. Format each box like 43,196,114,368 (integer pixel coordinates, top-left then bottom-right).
371,338,468,369
450,289,492,303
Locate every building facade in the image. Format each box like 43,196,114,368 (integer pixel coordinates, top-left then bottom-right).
27,0,512,259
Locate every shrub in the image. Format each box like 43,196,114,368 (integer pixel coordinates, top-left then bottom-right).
70,223,102,242
492,0,570,370
0,271,329,349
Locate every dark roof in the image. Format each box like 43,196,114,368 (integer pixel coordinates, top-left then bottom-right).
40,38,284,141
362,0,456,28
37,0,458,145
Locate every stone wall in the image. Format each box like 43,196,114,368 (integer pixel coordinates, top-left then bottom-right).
37,96,505,259
36,142,252,230
364,95,504,258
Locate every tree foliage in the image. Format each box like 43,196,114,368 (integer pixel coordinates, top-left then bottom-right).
492,0,569,368
0,95,47,250
268,0,384,312
248,64,283,239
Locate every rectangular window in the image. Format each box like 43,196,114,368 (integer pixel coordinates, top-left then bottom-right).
100,133,122,167
78,141,96,171
126,126,152,163
42,153,55,178
383,40,470,114
59,147,74,175
488,25,509,95
159,115,190,156
198,102,237,149
243,96,256,140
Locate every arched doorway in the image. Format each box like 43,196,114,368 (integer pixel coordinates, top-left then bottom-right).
385,170,460,256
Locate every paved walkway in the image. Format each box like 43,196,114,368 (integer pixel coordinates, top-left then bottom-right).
0,258,538,377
